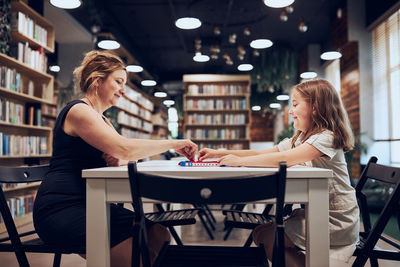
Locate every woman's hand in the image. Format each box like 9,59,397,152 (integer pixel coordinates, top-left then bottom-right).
173,139,197,161
102,153,129,167
198,148,222,161
218,154,245,167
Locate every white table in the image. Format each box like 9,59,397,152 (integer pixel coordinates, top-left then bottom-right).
83,160,332,267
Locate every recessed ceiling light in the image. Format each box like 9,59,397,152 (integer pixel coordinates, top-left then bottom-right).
50,0,81,9
175,17,201,30
269,103,282,109
300,71,317,79
251,105,261,111
320,51,342,60
141,80,157,86
163,100,175,106
263,0,295,8
126,65,143,72
277,94,290,101
238,64,253,71
97,40,120,50
193,53,210,62
250,39,273,49
49,65,60,72
154,92,167,98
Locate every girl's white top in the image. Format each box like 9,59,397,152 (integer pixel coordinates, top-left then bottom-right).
278,130,359,262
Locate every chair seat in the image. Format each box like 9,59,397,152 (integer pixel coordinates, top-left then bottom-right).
154,245,268,267
145,209,200,227
0,237,86,254
224,211,272,229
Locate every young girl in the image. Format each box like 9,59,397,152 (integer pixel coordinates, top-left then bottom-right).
199,79,359,267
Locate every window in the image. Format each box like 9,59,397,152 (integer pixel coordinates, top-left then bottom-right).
372,8,400,164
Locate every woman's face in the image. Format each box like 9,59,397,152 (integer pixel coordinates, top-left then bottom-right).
289,90,312,132
98,69,127,107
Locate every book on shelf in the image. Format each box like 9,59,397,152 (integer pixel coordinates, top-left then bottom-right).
0,98,24,124
0,194,35,224
0,65,22,93
25,103,41,126
11,11,48,47
0,133,48,156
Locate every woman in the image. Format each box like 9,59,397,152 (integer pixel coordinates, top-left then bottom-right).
33,50,197,266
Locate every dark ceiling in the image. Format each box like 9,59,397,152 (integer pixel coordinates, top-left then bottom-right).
68,0,345,92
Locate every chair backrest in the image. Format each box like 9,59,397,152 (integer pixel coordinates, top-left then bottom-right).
128,161,287,267
0,165,49,252
355,157,400,234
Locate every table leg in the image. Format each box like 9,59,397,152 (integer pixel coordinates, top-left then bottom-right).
86,179,110,267
306,179,329,267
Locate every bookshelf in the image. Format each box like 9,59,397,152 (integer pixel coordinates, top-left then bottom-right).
182,74,251,150
116,83,154,139
0,0,55,233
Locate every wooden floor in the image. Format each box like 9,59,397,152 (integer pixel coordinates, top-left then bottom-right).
0,205,399,267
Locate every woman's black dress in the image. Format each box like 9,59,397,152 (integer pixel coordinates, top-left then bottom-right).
33,100,142,248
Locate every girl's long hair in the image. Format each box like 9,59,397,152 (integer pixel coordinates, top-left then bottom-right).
291,79,354,151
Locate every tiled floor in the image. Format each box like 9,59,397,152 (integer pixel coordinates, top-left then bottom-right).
0,205,399,266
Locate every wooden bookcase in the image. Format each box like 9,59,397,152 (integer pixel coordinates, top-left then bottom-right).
182,74,251,150
116,83,154,139
0,0,55,233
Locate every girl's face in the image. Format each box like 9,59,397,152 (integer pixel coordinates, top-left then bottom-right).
98,69,127,107
289,90,313,132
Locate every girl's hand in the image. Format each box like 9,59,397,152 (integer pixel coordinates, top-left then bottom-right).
173,139,197,161
198,148,219,161
102,153,129,167
218,154,244,167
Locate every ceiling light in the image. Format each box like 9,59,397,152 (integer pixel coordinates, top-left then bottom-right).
163,100,175,106
300,71,317,79
238,64,253,71
269,103,282,109
251,105,261,111
250,39,273,49
214,27,221,35
277,94,290,101
50,0,81,9
141,80,157,86
49,65,60,72
193,52,210,62
97,40,120,50
320,51,342,60
285,5,294,13
280,11,288,22
175,17,201,30
253,49,260,56
154,92,167,98
243,27,251,36
229,33,237,44
263,0,295,8
126,65,143,72
298,18,308,32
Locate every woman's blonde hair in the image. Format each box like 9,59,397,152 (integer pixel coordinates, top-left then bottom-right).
73,50,126,93
291,78,354,151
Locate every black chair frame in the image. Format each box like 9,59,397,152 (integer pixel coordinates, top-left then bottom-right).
128,161,287,267
352,156,400,267
0,165,85,267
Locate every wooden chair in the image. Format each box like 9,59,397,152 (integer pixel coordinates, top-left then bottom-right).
352,156,400,267
128,161,287,267
0,165,85,267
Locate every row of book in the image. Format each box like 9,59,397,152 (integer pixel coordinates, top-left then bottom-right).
11,11,48,47
187,83,249,95
117,111,153,133
0,65,22,93
185,99,247,110
125,85,154,112
117,97,151,121
41,103,57,117
0,133,48,156
185,128,245,139
10,42,48,73
120,127,151,139
0,193,35,223
0,98,24,124
187,113,247,125
197,143,246,150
